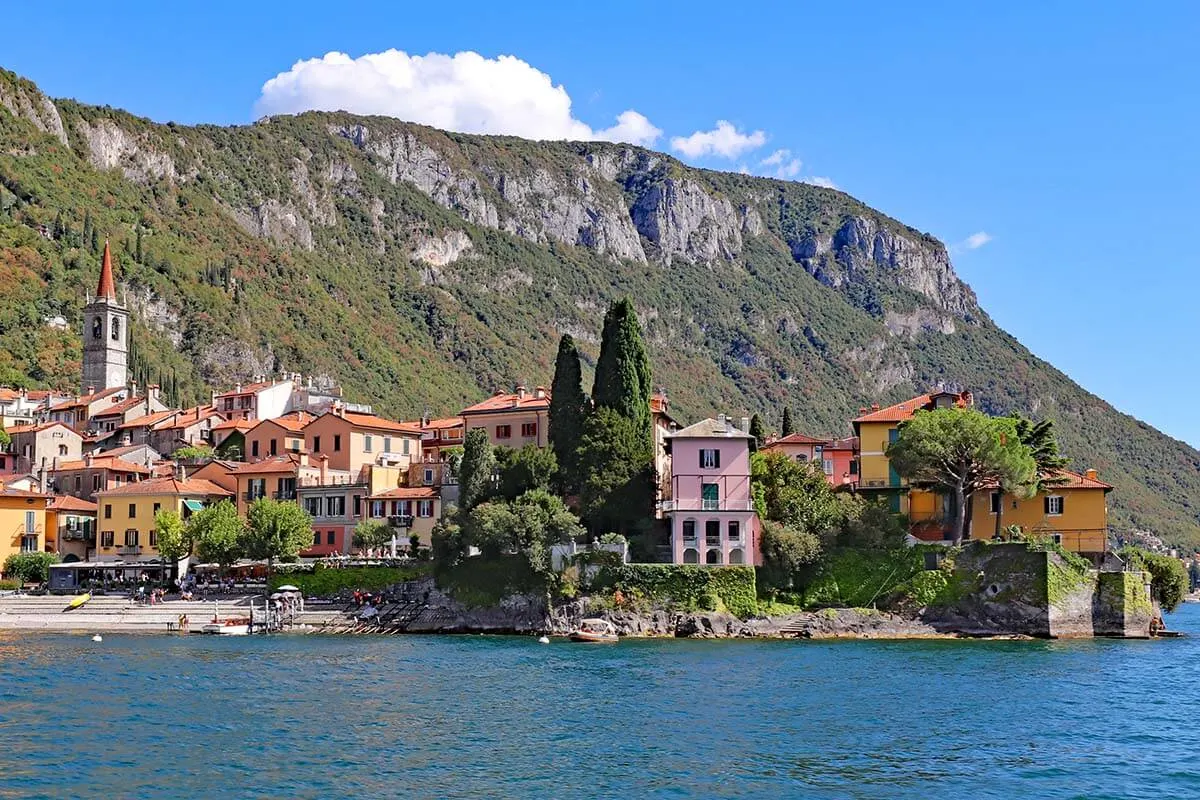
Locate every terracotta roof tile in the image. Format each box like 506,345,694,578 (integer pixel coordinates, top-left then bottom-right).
852,391,971,424
97,476,232,497
212,418,256,431
48,387,124,411
370,487,438,499
50,456,151,474
461,391,551,415
227,455,303,475
48,495,97,513
119,410,177,429
338,412,422,434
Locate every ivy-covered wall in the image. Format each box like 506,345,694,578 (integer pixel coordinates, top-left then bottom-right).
593,564,759,619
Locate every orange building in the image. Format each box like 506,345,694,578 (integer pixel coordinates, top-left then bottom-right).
244,411,315,461
461,386,550,448
304,408,422,478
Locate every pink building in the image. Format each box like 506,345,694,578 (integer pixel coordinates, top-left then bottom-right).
664,416,759,566
760,433,859,487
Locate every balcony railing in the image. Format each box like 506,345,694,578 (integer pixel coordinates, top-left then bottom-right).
273,489,297,500
659,499,754,512
388,515,414,529
118,545,142,555
243,491,266,502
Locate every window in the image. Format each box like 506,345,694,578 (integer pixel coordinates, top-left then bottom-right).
402,439,410,455
304,497,323,517
706,549,721,565
153,502,161,514
728,521,741,541
104,504,112,519
728,548,744,565
251,440,260,458
21,535,38,553
417,500,434,518
888,428,900,444
701,483,719,511
823,459,834,475
101,531,114,548
270,438,278,456
705,520,721,546
327,530,336,546
849,460,858,476
364,435,373,453
24,511,36,535
313,531,321,546
110,316,120,340
352,495,362,517
75,476,82,491
92,475,101,491
1045,496,1065,516
371,500,385,518
424,468,434,485
384,437,392,453
682,519,696,541
334,434,342,452
92,316,102,339
699,449,720,469
313,435,321,453
58,444,68,456
521,422,537,438
124,529,138,547
328,496,345,517
683,548,699,564
113,475,122,488
797,453,808,463
149,530,158,548
989,492,1002,514
248,479,266,501
496,425,511,439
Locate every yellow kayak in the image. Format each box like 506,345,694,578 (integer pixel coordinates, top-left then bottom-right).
64,592,92,612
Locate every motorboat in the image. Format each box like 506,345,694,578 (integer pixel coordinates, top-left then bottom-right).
569,618,619,643
200,616,251,635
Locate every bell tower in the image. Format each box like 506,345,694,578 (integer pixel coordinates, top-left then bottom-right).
81,241,128,393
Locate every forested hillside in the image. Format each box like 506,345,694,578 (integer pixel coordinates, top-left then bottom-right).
0,68,1196,544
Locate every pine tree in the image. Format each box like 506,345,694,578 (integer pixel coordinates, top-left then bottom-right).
548,334,588,493
591,297,652,436
135,227,144,263
52,211,65,240
90,227,99,253
458,428,496,519
781,407,795,437
749,413,766,447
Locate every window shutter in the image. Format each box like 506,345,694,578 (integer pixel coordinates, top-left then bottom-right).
1044,496,1051,514
699,450,705,469
714,449,721,468
1058,497,1065,514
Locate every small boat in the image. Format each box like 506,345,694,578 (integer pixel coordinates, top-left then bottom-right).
569,618,619,643
63,592,92,612
200,617,251,635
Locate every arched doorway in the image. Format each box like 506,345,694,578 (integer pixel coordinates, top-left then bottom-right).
706,549,721,565
683,548,699,564
62,553,80,563
729,548,744,564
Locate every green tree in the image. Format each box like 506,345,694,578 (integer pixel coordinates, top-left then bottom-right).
751,451,857,536
496,443,558,501
887,408,1037,545
591,297,652,438
1010,415,1070,489
576,408,655,536
781,407,795,437
153,509,191,577
3,552,58,584
187,500,244,576
749,413,766,447
245,498,313,574
1121,547,1188,613
352,520,392,555
0,428,9,449
461,490,584,574
548,334,589,492
172,443,214,461
458,428,496,518
759,520,822,593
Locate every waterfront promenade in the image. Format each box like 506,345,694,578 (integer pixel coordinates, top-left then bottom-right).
0,594,340,633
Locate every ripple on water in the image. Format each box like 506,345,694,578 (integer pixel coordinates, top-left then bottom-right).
3,610,1200,798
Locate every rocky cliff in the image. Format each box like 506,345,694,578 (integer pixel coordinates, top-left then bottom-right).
0,67,1198,544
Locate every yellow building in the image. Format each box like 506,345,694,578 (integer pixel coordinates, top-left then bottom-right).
0,484,51,572
970,470,1112,556
94,476,232,563
852,390,973,514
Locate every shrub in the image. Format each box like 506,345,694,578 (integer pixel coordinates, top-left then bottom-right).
1120,547,1188,613
3,552,59,584
592,564,759,619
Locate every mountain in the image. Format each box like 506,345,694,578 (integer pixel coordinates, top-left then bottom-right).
0,68,1197,545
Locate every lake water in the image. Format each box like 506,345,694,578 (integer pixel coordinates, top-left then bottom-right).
2,606,1199,799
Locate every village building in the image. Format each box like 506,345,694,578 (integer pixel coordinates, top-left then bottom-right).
304,407,423,478
461,386,550,448
6,422,83,476
365,487,441,549
186,459,240,494
0,483,50,570
213,379,293,422
243,411,315,462
94,475,231,564
210,418,255,457
411,416,464,462
46,453,152,501
761,433,858,487
47,495,97,562
80,242,128,394
663,416,760,566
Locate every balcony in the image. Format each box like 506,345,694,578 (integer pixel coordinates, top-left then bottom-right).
118,545,142,555
388,515,414,529
659,499,754,513
273,489,297,501
243,491,266,502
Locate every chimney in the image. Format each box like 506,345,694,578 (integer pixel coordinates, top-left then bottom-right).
534,386,546,400
86,386,95,396
1085,468,1098,481
85,452,94,467
740,416,750,433
319,453,329,486
210,390,217,407
130,380,138,399
516,385,527,400
871,403,880,411
717,413,727,427
176,462,187,481
859,407,868,414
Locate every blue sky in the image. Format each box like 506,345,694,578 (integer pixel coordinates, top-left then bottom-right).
5,2,1198,447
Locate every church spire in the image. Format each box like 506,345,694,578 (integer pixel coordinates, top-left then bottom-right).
96,239,116,300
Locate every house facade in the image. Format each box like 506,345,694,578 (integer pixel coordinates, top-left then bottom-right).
244,412,314,462
761,433,858,487
0,484,50,570
965,470,1112,556
461,386,550,448
47,495,97,562
46,454,151,501
94,476,232,563
6,422,83,475
664,416,759,566
213,379,293,422
365,487,441,548
304,408,423,477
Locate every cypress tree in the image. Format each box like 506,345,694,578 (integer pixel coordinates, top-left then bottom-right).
82,211,93,246
458,428,496,520
591,297,652,436
749,413,766,447
548,334,588,493
782,407,795,437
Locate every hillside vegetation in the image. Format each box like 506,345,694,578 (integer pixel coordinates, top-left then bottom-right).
0,67,1197,545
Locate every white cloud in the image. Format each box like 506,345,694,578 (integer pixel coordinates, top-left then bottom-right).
803,176,838,189
950,231,993,254
255,49,662,146
758,148,802,179
670,120,767,159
